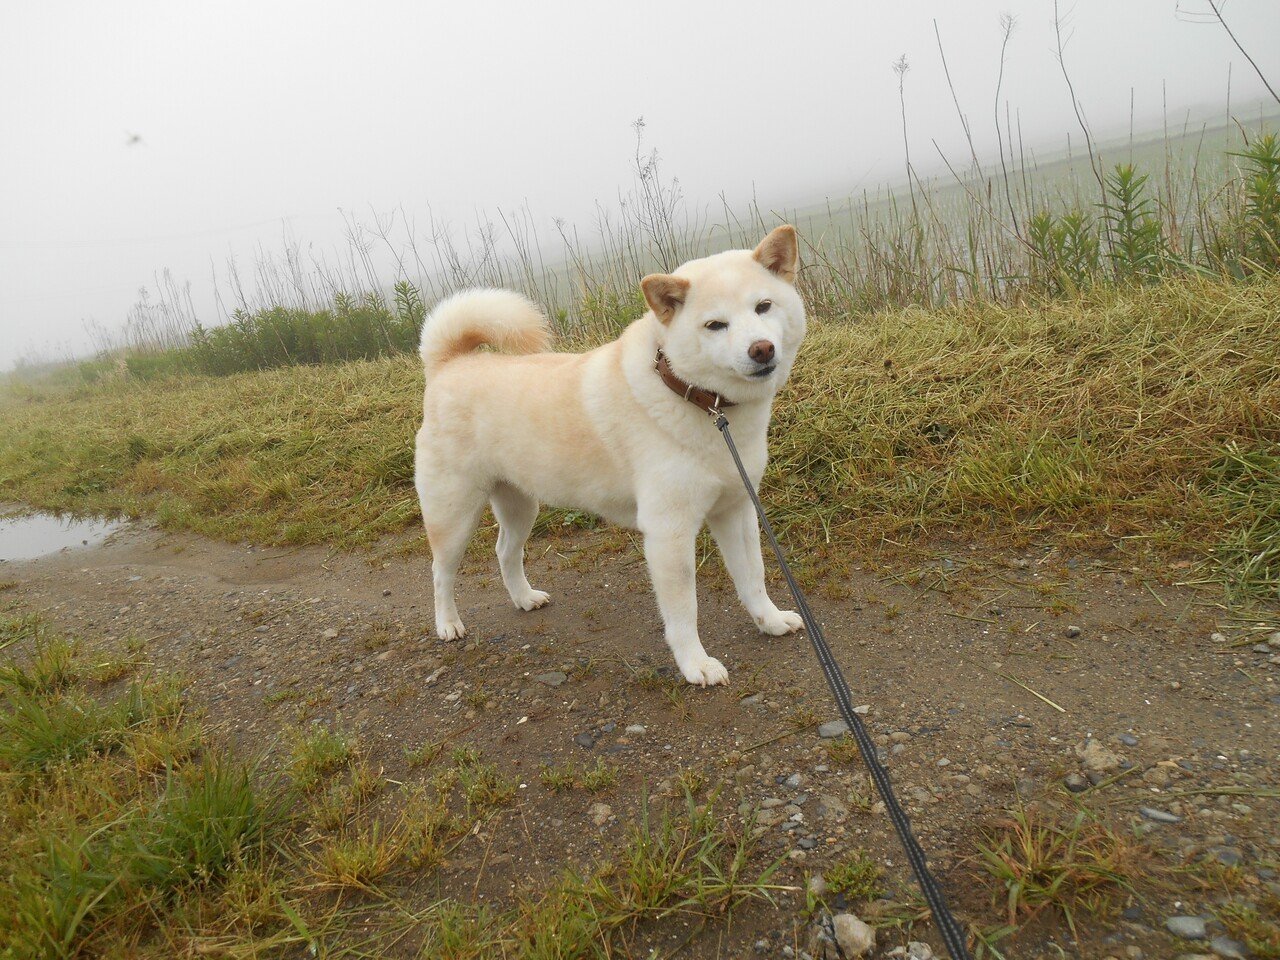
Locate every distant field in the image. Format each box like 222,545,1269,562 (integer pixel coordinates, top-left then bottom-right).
2,274,1276,600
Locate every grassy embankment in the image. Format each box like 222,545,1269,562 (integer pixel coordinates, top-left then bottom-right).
1,274,1277,600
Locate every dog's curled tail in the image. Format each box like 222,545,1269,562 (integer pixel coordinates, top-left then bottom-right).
418,289,551,379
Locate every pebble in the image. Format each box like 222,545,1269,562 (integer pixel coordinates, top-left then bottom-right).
797,837,818,850
1064,773,1089,793
831,914,875,957
588,802,612,827
1208,845,1244,867
1076,738,1125,774
807,875,828,897
1139,806,1183,824
1164,915,1207,940
573,732,596,749
886,943,934,960
818,720,850,738
784,773,802,788
322,628,339,639
1065,624,1082,638
534,671,567,687
624,724,646,734
1118,733,1139,746
816,794,848,820
1208,935,1248,959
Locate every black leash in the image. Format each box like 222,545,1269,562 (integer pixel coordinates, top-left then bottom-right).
714,412,973,960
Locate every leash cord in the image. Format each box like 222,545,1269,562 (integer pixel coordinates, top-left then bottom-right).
714,413,972,960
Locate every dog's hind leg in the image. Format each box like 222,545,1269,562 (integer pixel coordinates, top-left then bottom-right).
490,482,550,611
418,474,485,641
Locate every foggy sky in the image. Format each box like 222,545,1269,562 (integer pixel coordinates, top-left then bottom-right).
3,0,1278,369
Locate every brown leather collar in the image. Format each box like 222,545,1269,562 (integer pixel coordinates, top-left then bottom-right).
654,349,736,416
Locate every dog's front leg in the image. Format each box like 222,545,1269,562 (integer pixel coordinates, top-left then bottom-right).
641,524,728,687
708,499,803,636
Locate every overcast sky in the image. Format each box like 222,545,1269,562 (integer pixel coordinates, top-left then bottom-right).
3,0,1278,368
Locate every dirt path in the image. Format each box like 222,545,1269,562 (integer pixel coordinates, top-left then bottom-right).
5,522,1278,958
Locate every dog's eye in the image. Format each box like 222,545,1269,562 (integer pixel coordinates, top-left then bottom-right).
704,320,728,331
755,300,772,315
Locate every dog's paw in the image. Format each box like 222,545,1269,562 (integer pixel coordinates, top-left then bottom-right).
755,609,804,636
513,589,551,611
436,618,467,641
679,654,729,687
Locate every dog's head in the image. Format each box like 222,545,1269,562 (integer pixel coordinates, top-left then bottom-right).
642,225,806,404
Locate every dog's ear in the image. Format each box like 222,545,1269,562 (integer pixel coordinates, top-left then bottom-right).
753,225,799,283
641,274,691,324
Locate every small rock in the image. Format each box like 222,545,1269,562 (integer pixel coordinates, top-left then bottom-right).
1064,773,1090,793
1076,738,1125,774
740,692,764,706
1118,733,1139,747
816,794,849,820
819,720,850,738
1143,766,1172,788
589,802,612,827
1208,935,1248,959
382,588,392,596
1267,630,1280,648
886,944,935,960
1165,915,1207,940
534,671,567,687
573,732,596,749
1208,845,1244,867
784,773,802,788
1139,806,1183,824
831,914,875,957
322,628,339,639
624,724,646,734
807,875,828,897
797,837,818,850
753,940,769,956
1065,624,1083,638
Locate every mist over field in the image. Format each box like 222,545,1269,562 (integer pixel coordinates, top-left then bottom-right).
3,0,1280,369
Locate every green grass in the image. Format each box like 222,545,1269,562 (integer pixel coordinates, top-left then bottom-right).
2,274,1277,599
0,623,296,958
976,806,1143,937
0,614,785,957
539,759,619,794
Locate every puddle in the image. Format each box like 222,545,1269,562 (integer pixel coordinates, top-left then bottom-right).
0,512,123,563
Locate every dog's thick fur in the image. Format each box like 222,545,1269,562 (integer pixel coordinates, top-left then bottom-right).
414,226,807,686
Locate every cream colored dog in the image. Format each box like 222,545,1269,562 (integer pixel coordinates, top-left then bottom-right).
414,226,806,686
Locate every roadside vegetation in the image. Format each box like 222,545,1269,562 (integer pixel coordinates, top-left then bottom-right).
0,613,786,958
1,273,1277,602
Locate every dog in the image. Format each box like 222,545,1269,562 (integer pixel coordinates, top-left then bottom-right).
413,225,807,686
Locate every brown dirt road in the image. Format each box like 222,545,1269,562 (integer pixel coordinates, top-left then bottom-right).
5,521,1279,958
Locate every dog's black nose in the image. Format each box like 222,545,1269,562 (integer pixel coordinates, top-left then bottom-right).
748,340,775,365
